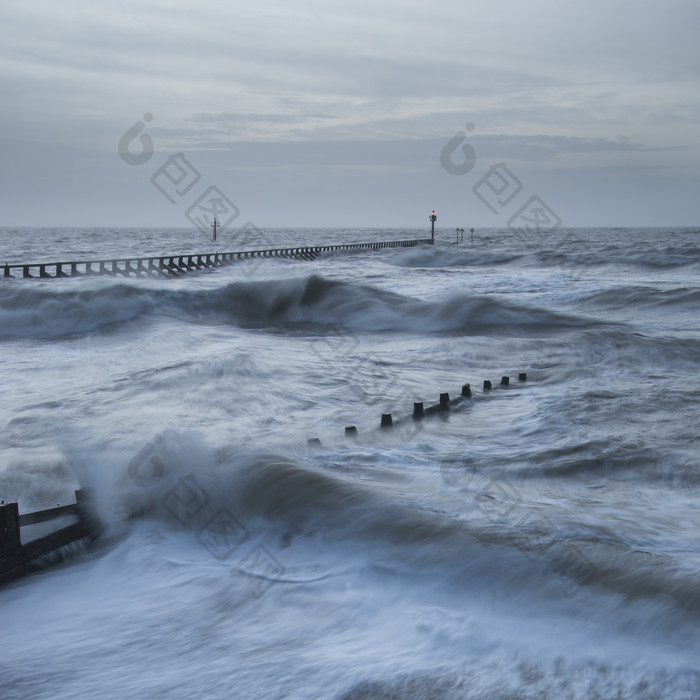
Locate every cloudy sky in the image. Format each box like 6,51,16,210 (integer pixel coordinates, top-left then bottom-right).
1,0,698,228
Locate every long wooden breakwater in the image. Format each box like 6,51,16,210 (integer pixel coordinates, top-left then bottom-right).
2,237,433,280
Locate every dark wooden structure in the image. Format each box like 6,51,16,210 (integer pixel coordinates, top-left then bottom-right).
2,237,433,280
0,489,98,584
342,373,528,438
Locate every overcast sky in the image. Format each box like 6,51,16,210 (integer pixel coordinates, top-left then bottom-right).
1,0,698,229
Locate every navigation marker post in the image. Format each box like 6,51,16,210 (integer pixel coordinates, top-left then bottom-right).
430,210,437,242
211,216,219,242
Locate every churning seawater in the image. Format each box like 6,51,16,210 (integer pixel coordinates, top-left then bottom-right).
1,226,699,699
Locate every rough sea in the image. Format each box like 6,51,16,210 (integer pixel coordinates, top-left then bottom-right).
1,226,699,699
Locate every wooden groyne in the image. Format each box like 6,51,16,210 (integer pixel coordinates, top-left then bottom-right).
0,489,99,584
311,373,529,443
2,237,433,280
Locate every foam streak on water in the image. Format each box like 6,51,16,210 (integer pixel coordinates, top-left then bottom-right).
1,226,699,699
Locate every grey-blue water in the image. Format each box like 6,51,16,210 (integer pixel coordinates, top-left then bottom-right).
1,226,699,699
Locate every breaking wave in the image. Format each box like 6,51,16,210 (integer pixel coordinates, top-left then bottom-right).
0,275,594,340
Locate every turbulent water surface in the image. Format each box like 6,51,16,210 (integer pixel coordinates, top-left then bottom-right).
1,226,699,699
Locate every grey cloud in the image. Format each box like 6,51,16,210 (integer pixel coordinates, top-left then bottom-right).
145,134,671,170
191,113,312,124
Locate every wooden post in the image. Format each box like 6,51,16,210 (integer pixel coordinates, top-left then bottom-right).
0,502,22,555
75,489,101,538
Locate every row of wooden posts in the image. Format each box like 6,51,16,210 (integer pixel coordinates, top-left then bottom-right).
0,489,98,584
310,372,527,442
2,237,433,279
378,373,527,429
